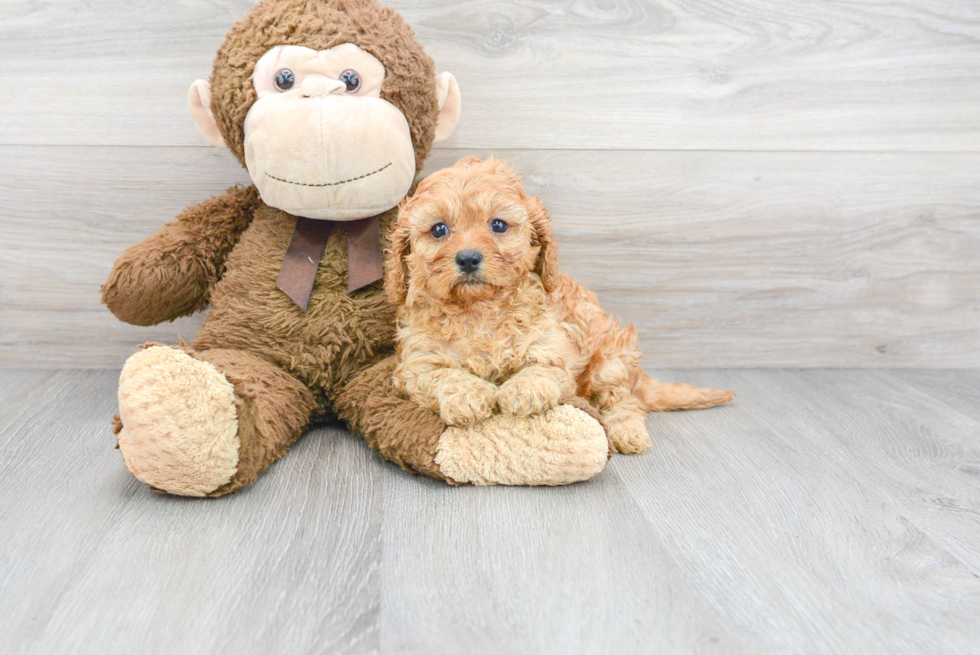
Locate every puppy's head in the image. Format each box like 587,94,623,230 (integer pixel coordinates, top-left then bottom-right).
386,156,560,307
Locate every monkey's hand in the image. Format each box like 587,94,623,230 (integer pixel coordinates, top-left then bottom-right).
101,185,258,326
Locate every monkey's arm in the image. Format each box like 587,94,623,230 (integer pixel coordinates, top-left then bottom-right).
102,185,259,326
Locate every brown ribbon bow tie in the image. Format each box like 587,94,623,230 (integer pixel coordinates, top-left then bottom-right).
275,216,383,311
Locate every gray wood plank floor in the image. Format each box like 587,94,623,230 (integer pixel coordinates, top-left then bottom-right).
1,369,978,655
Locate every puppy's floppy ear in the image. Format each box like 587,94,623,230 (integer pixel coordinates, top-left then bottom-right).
527,195,562,292
386,174,440,304
384,204,413,305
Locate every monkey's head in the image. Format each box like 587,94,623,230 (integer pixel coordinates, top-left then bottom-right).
188,0,461,221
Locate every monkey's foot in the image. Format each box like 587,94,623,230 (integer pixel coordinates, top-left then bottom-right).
117,346,240,497
434,405,608,486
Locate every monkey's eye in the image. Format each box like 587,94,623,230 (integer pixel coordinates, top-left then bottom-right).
340,69,361,93
430,223,449,239
490,219,509,234
275,69,296,91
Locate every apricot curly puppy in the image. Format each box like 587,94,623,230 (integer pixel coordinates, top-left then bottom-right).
385,157,734,454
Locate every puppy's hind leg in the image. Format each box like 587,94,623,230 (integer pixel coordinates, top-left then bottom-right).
598,373,735,454
601,398,652,455
586,352,654,454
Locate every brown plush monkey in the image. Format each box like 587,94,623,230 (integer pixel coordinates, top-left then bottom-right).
102,0,609,497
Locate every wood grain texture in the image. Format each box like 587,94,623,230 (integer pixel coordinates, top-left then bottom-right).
885,369,980,422
1,369,979,654
0,0,979,151
0,370,384,655
686,368,980,621
615,368,980,654
379,467,762,654
1,145,977,368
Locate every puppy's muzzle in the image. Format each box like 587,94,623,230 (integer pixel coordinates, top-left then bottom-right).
455,249,483,274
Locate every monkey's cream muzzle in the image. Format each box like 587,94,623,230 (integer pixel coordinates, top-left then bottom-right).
243,92,416,220
239,43,416,221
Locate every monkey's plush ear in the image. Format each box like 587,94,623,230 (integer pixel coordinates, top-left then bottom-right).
188,80,228,149
432,72,461,145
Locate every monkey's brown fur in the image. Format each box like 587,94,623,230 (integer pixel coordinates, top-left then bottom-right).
387,157,734,454
103,0,454,494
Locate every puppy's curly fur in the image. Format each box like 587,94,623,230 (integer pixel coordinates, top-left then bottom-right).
385,157,733,454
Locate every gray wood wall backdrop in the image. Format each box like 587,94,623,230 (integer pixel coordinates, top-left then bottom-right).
0,0,978,368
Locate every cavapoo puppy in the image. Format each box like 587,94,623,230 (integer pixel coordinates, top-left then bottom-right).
385,157,733,454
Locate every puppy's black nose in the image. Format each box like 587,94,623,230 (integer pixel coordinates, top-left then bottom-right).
455,250,483,274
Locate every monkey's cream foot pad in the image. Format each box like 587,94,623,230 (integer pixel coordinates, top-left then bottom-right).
117,346,240,497
435,405,608,486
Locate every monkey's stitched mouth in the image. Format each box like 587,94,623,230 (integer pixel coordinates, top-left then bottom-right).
265,162,393,188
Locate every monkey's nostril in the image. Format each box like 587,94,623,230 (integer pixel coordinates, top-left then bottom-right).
455,250,483,274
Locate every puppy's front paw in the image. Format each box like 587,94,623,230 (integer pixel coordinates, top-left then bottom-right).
496,374,562,417
438,378,496,426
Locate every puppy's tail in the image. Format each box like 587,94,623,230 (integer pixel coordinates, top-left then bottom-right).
636,373,735,412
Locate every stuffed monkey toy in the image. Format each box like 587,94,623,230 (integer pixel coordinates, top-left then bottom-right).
102,0,610,496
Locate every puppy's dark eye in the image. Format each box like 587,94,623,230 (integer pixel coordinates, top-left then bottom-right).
275,69,296,91
340,69,361,93
490,219,509,234
430,223,449,239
